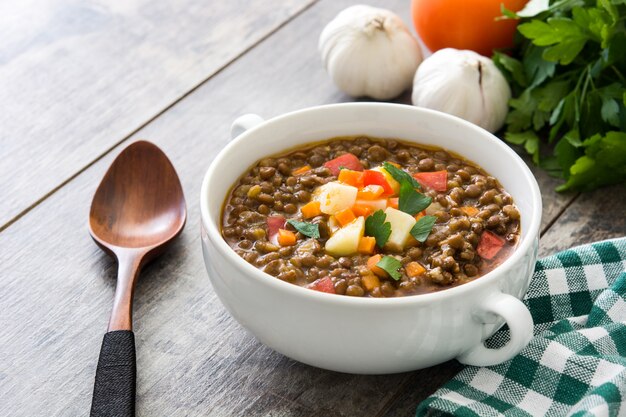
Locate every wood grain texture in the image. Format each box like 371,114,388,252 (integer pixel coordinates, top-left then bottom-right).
0,0,316,229
0,0,612,416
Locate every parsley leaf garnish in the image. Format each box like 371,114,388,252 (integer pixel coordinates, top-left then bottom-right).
494,2,626,192
287,219,320,239
376,256,403,281
364,210,391,248
410,215,437,243
398,181,432,215
383,162,421,189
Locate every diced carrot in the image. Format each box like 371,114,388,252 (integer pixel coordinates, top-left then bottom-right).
292,165,311,176
460,206,479,216
367,254,387,277
335,208,356,227
361,274,381,291
388,197,399,209
406,262,426,277
301,201,321,219
357,184,385,200
358,236,376,255
277,229,297,246
352,204,372,217
338,169,364,188
414,210,426,221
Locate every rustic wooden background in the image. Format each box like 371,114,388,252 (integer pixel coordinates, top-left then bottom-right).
0,0,623,416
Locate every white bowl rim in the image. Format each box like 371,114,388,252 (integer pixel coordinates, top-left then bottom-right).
200,102,542,308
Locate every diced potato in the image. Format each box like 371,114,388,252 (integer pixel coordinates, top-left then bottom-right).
425,201,443,215
325,216,364,256
371,166,400,195
313,182,358,215
384,207,417,251
354,198,387,212
327,215,340,235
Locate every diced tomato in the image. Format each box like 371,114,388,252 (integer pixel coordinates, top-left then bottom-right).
477,231,505,260
324,153,363,176
413,170,448,192
308,277,336,294
363,170,394,195
267,215,286,245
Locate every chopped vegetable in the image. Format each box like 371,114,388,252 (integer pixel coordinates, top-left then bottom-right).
277,229,297,246
387,197,399,209
367,254,387,277
357,184,385,200
292,165,311,176
460,206,479,216
376,256,403,280
410,215,437,242
413,171,447,192
398,181,432,215
314,181,358,215
308,277,336,294
361,274,381,291
338,169,364,188
325,216,365,256
370,166,401,194
383,162,421,189
351,204,372,217
324,153,363,176
362,170,394,195
287,219,320,239
354,198,387,212
301,201,321,219
267,215,286,245
477,230,505,260
384,207,417,251
357,236,376,255
495,1,626,192
335,208,356,227
364,210,392,248
405,261,426,277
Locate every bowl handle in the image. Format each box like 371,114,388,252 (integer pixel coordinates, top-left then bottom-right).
230,114,265,140
456,292,533,367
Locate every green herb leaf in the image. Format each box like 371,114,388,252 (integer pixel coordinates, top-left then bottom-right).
382,162,421,189
398,182,432,216
364,210,391,248
287,220,320,239
376,256,403,281
410,215,437,243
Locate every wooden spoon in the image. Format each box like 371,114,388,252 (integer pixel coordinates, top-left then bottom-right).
88,141,186,417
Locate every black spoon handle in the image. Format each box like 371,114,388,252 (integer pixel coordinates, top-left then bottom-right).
90,330,136,417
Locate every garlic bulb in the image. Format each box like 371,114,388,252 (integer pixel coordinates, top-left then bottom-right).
319,5,422,100
411,48,511,133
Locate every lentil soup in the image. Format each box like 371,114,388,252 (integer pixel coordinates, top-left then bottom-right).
221,136,520,297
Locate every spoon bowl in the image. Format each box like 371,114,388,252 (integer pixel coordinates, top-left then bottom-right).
88,140,186,417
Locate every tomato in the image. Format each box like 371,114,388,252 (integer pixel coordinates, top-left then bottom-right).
308,277,336,294
413,171,448,192
410,0,528,57
362,170,394,195
477,231,505,260
266,215,286,245
324,153,363,176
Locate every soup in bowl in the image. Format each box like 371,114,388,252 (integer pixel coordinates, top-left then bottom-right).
200,103,541,374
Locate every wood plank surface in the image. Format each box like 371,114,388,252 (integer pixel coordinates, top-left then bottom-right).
0,0,317,229
0,0,622,416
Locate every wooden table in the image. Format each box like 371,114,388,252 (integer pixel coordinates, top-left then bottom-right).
1,1,623,415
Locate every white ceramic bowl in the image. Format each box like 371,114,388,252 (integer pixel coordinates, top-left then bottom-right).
200,103,541,374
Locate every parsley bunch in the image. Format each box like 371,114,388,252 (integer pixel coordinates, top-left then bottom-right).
494,0,626,191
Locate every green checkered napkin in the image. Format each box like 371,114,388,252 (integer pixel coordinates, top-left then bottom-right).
417,238,626,417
